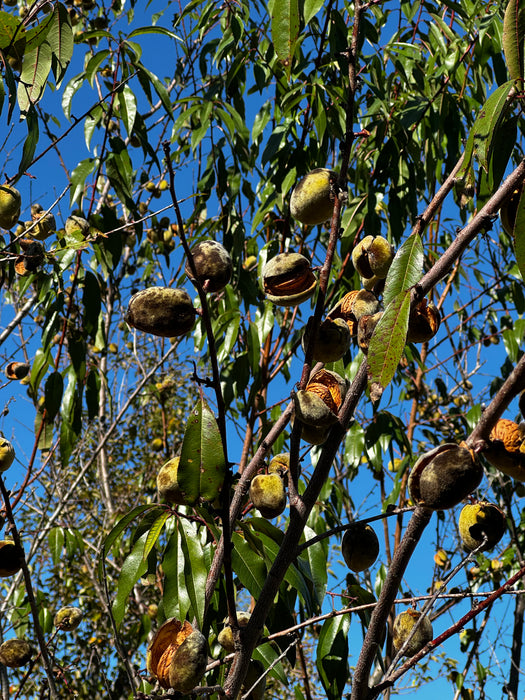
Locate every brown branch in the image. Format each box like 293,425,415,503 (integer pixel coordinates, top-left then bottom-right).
0,479,59,699
223,362,368,698
350,506,433,700
371,564,525,699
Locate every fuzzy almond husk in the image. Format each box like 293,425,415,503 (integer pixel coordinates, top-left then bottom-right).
408,443,482,510
261,253,317,306
126,287,196,337
458,502,506,552
147,619,207,692
393,610,433,657
249,473,286,519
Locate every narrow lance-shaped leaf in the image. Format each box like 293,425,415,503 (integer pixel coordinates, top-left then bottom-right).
118,85,137,137
44,371,63,421
112,531,150,628
17,40,53,115
304,0,325,26
368,289,411,403
316,614,350,700
503,0,525,80
143,511,172,562
16,106,39,179
512,186,525,281
177,399,226,505
177,519,207,629
383,232,424,307
48,2,73,87
0,11,23,50
301,525,328,605
270,0,299,74
231,532,267,599
471,80,516,172
97,504,161,583
162,525,191,622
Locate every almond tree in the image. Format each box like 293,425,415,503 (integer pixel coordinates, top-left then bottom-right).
0,1,525,699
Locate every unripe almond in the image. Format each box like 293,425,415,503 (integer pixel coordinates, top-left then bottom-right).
261,253,317,306
0,184,21,229
301,317,351,363
458,502,506,552
352,235,394,279
407,299,441,343
249,473,286,519
290,168,337,225
157,457,187,505
268,453,290,476
185,240,233,293
147,619,207,692
0,540,23,577
341,523,379,572
217,611,251,653
408,443,482,510
5,362,30,380
483,419,525,480
0,438,15,473
54,606,83,631
393,609,432,656
0,639,34,668
126,287,196,337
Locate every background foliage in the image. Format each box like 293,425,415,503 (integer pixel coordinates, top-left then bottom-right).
1,0,525,698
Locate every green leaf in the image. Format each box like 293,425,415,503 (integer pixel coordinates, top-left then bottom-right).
0,11,24,50
0,73,4,117
316,615,350,700
17,39,53,114
85,49,110,87
127,25,182,41
112,530,149,628
513,187,525,281
85,369,100,420
301,525,328,605
61,71,84,120
303,0,325,26
44,371,64,421
3,59,17,123
48,527,65,567
253,643,288,684
231,532,267,598
177,519,207,629
48,2,73,87
368,289,411,402
271,0,299,74
503,0,525,80
136,61,173,118
247,322,261,374
383,232,424,307
143,511,172,562
162,524,191,622
23,9,54,49
82,270,102,338
70,157,98,206
34,411,53,451
177,399,226,505
471,80,516,173
118,84,137,136
252,525,316,613
105,141,134,209
16,106,39,178
97,504,161,583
